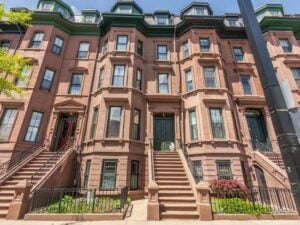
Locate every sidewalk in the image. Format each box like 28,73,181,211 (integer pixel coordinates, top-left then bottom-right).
0,199,299,225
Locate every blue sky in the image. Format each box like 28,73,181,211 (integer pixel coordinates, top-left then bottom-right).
4,0,300,15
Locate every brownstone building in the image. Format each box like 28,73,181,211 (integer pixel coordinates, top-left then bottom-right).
0,0,299,220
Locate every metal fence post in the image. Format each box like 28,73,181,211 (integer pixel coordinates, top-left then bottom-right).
92,189,96,213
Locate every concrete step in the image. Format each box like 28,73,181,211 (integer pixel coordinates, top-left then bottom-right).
160,210,198,219
159,196,196,203
161,203,197,211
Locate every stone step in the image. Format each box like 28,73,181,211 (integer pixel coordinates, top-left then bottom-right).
0,210,8,218
154,158,181,162
155,176,188,181
154,156,180,159
155,164,184,169
158,190,194,197
159,185,191,190
159,196,196,203
161,203,197,211
0,196,13,203
160,210,198,219
154,167,184,172
157,180,190,185
155,172,186,176
14,171,35,176
0,203,10,210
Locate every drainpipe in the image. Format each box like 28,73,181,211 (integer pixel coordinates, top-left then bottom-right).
75,22,102,187
237,0,300,211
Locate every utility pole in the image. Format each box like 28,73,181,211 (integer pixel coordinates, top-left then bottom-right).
237,0,300,211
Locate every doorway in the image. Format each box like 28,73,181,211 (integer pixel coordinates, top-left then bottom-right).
153,114,175,151
52,113,78,151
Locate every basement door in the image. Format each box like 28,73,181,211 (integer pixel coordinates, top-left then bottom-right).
153,114,175,151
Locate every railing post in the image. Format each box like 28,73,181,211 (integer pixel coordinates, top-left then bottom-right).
196,182,213,221
92,189,96,213
147,181,160,220
6,180,33,220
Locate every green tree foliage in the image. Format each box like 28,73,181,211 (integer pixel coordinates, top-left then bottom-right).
0,4,32,96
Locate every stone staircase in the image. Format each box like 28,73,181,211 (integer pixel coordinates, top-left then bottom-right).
0,150,66,218
262,152,285,169
153,151,198,219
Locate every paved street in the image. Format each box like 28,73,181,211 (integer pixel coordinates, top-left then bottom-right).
0,200,299,225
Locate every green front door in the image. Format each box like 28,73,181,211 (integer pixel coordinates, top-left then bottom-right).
153,115,175,151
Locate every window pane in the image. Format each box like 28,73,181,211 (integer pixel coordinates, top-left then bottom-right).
279,39,292,53
0,109,17,140
16,67,32,87
78,42,89,58
112,65,125,86
217,160,232,180
210,108,225,138
203,67,216,88
130,161,139,190
117,35,128,51
137,40,143,56
133,109,140,140
189,110,198,140
101,161,117,189
90,108,99,139
40,69,55,91
30,32,44,48
69,74,83,94
291,68,300,88
83,160,91,188
98,68,104,88
157,45,168,60
182,41,189,57
158,74,168,93
240,75,252,95
25,112,43,142
52,37,64,54
136,69,142,90
233,47,244,61
107,107,122,138
185,69,193,92
199,38,211,52
0,41,10,50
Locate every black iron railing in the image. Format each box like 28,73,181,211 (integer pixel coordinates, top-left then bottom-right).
29,187,129,214
251,137,273,152
210,186,297,215
0,138,48,180
30,138,75,185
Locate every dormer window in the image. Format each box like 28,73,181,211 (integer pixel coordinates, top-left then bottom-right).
118,5,132,14
84,15,95,23
269,9,281,16
188,6,207,16
41,3,53,11
228,19,238,26
156,15,169,25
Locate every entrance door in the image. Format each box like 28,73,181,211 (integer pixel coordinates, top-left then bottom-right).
53,113,78,151
245,110,270,151
153,114,175,151
254,165,270,203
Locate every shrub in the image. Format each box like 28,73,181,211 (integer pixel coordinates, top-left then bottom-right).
210,179,247,198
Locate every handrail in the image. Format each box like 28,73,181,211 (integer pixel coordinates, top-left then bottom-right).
149,138,155,181
30,138,75,185
0,138,48,180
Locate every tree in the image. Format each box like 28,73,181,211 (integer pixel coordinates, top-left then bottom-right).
0,4,32,96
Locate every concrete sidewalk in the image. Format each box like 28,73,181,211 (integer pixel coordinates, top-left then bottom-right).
0,199,299,225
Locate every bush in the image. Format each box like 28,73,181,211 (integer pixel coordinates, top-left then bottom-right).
211,197,272,215
210,179,247,197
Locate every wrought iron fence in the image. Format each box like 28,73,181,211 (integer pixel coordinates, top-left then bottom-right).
29,187,129,214
0,138,48,180
210,186,297,215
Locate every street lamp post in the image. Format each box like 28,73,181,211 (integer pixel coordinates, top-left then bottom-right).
237,0,300,211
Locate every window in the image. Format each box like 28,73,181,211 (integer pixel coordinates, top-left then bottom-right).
240,75,252,95
102,39,108,54
182,41,190,58
84,15,95,23
25,111,43,142
29,32,44,48
0,109,17,140
106,106,122,138
157,45,168,60
112,65,125,87
209,108,225,139
98,68,104,88
156,15,169,25
83,160,91,188
0,40,10,50
90,108,99,139
41,3,53,11
203,66,216,88
52,36,64,55
77,42,89,58
118,5,132,14
270,9,281,16
199,38,211,52
137,40,143,56
185,69,193,92
135,69,142,91
189,109,199,141
216,160,232,180
100,160,117,189
291,68,300,88
16,66,32,87
133,109,141,140
40,68,55,91
192,161,203,182
279,39,292,53
233,47,244,62
130,161,139,190
228,19,238,26
69,74,83,95
158,73,169,93
116,35,128,51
